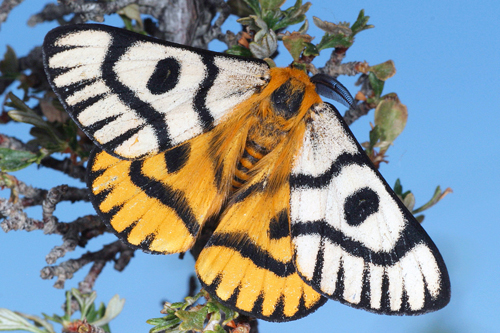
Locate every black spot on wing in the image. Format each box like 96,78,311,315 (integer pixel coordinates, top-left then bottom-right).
164,142,191,173
268,210,290,240
102,36,173,151
344,187,380,227
147,57,180,95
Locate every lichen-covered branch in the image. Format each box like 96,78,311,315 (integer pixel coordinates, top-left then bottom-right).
343,101,376,126
28,0,228,48
0,0,24,26
39,156,87,182
40,240,134,291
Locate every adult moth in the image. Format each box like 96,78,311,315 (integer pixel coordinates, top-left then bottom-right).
42,24,450,321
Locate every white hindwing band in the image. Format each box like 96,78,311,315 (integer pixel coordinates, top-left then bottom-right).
43,24,270,159
290,103,450,314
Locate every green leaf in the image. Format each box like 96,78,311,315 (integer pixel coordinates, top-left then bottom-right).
212,302,238,326
69,289,97,320
374,98,408,146
7,93,67,151
368,72,384,98
148,312,182,331
176,307,209,331
412,186,452,214
18,313,55,333
369,125,382,147
118,4,142,24
205,324,227,333
0,45,19,77
394,178,403,196
274,13,307,31
415,215,425,223
227,0,254,17
0,148,41,172
90,295,125,327
302,42,319,57
403,192,416,211
350,9,374,36
273,0,311,31
369,60,396,81
298,18,309,34
249,29,278,59
264,58,277,67
225,45,253,58
241,0,261,15
282,32,313,61
0,308,48,333
260,0,286,11
262,9,284,30
313,16,352,36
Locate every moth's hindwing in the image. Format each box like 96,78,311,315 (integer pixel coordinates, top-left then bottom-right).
290,103,451,314
87,130,229,254
42,24,270,159
196,182,326,322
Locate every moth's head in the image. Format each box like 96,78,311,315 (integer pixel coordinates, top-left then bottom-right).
259,67,322,129
258,68,354,130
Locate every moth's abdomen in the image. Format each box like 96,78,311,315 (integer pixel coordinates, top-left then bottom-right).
231,141,267,191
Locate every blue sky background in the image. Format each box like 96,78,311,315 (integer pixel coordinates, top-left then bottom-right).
0,1,498,332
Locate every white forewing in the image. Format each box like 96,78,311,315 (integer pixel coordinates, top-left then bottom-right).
43,24,270,159
290,103,450,314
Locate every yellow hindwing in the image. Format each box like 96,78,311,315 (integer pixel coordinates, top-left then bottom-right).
88,129,239,254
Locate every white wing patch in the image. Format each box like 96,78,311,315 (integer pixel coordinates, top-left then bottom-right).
290,103,450,314
43,24,270,159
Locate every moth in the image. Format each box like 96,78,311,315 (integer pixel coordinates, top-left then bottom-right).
42,24,450,322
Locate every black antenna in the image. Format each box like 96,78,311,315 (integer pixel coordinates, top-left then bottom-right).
310,73,354,108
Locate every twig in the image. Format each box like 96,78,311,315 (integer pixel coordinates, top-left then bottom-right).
343,101,376,126
40,156,87,182
315,61,362,77
0,198,42,232
28,0,222,48
198,0,231,47
0,0,24,26
0,133,26,150
45,214,107,264
41,240,135,290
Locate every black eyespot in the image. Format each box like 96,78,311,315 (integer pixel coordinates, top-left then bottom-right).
344,187,380,226
270,80,304,119
147,57,180,95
